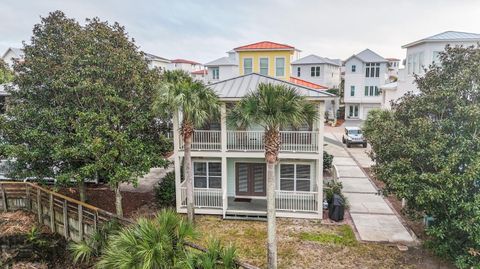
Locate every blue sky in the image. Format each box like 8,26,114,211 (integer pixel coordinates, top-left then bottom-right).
1,0,480,63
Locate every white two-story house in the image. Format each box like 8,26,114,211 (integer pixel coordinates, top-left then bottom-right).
172,73,335,219
290,54,341,89
204,51,239,83
343,49,388,120
381,31,480,109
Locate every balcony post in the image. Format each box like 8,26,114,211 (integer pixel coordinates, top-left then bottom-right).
220,103,227,152
317,101,325,218
220,103,227,216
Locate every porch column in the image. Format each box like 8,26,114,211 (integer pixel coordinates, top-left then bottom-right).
220,103,227,216
173,109,182,211
317,101,325,218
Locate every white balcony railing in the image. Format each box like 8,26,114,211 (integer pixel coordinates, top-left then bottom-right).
226,130,318,152
275,190,318,212
179,130,221,151
179,130,319,153
180,186,223,209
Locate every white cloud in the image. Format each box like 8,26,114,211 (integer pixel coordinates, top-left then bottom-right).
1,0,479,63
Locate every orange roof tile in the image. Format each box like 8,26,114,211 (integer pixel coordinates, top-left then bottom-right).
289,77,328,90
234,41,295,51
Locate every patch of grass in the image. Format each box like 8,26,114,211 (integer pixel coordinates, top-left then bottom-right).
299,225,357,247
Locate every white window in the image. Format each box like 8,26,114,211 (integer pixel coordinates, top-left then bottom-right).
193,161,221,189
280,164,311,192
418,52,424,73
310,66,320,77
297,67,301,77
407,55,413,74
364,86,380,96
211,67,219,80
365,63,380,77
351,65,356,72
275,57,285,77
349,105,359,117
259,58,269,75
243,58,253,74
350,85,355,96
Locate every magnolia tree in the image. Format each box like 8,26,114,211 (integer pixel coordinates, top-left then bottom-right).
0,11,170,216
363,45,480,268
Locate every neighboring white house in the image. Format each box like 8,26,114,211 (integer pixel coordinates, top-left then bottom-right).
2,48,24,68
343,49,388,120
144,53,171,71
172,72,335,220
290,54,341,89
382,31,480,109
204,51,239,83
169,59,204,73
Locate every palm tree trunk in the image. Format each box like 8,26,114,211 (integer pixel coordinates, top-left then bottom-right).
78,180,86,202
183,127,195,222
266,159,277,269
114,184,123,217
265,128,280,269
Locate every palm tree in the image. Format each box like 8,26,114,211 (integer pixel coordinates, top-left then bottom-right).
229,83,317,269
96,210,197,268
153,70,219,222
95,209,238,269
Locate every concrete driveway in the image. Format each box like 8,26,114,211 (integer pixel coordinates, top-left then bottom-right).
325,125,416,244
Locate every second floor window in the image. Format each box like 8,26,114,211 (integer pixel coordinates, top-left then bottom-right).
350,85,355,96
275,58,285,77
259,58,269,75
297,67,301,77
310,66,320,77
351,65,356,72
365,63,380,77
244,58,253,74
211,67,219,80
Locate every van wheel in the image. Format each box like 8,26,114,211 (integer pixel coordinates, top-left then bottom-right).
342,137,346,144
363,142,367,148
346,142,351,148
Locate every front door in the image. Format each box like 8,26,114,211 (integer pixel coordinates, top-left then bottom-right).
235,163,266,196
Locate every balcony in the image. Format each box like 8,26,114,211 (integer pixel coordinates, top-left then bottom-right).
179,130,319,153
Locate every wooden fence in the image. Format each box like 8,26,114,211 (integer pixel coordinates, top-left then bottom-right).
0,181,259,269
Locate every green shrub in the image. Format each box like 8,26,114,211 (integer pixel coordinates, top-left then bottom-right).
325,181,347,207
155,171,176,208
323,151,333,170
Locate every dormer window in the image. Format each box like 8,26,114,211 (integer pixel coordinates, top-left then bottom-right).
351,65,356,72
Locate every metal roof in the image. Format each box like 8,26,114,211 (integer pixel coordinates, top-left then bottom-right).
345,49,387,63
207,73,335,100
205,56,238,66
144,53,170,63
291,54,341,66
402,31,480,48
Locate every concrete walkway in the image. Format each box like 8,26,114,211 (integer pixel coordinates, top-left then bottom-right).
324,128,416,244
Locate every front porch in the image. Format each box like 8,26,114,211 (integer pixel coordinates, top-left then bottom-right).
177,157,323,219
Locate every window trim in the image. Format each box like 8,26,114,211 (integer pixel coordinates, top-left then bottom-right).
350,85,355,97
279,163,312,192
243,57,253,75
351,65,356,72
259,57,269,76
211,67,220,80
193,161,222,189
274,57,286,77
